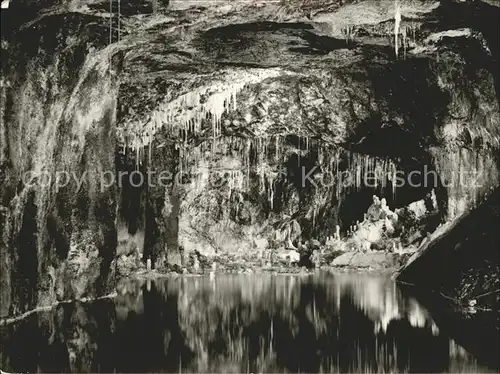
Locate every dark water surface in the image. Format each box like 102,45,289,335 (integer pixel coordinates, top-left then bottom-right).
0,273,497,373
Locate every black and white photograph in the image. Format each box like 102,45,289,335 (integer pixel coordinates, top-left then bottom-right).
0,0,499,372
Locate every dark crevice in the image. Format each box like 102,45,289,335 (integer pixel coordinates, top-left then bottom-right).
203,21,314,37
14,191,39,313
116,151,146,236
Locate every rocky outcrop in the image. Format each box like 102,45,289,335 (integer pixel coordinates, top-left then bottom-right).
396,187,500,311
1,11,120,316
1,0,499,316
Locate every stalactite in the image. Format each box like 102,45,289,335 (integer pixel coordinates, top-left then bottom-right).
147,144,152,168
118,0,121,41
394,0,401,58
108,0,113,68
109,0,113,43
269,175,275,211
274,135,280,163
392,166,397,197
343,26,353,43
135,145,140,170
402,27,407,59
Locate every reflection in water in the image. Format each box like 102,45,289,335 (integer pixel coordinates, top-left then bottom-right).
0,273,496,373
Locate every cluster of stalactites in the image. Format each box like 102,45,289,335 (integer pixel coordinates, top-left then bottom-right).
342,25,355,43
177,136,400,211
121,68,284,166
316,144,400,198
177,135,287,186
336,2,419,59
175,135,289,210
305,143,400,230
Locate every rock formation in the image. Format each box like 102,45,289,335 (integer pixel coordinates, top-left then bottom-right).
1,0,499,317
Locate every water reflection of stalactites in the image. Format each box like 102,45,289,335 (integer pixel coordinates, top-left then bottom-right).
66,303,97,372
170,275,308,372
1,275,496,373
330,274,440,335
165,274,482,373
449,338,484,373
57,301,118,373
0,300,118,373
111,279,193,373
114,278,145,320
171,275,316,371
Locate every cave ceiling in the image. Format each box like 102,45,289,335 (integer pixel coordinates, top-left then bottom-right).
2,0,500,158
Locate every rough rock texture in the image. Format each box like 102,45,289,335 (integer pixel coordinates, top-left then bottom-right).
1,0,499,316
1,11,120,316
331,252,403,269
396,187,500,311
